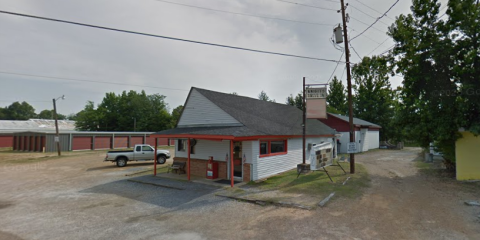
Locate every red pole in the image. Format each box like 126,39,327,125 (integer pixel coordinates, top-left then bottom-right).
187,138,191,181
230,140,234,187
154,138,158,176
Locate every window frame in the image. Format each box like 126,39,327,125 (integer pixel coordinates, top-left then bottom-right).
177,139,186,152
259,139,288,158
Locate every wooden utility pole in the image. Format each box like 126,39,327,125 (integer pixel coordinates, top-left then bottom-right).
340,0,355,173
53,98,61,156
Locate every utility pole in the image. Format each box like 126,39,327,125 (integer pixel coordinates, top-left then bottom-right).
340,0,355,173
53,98,61,156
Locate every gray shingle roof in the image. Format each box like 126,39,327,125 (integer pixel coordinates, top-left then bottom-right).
328,113,381,128
155,87,335,137
0,119,77,133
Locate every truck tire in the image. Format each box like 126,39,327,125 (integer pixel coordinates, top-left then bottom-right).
156,155,167,164
116,157,128,167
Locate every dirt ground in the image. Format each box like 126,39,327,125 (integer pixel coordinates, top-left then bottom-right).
0,147,479,240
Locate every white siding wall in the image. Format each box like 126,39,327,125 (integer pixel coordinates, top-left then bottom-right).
177,89,241,127
360,128,369,152
367,131,380,150
338,131,361,153
252,137,330,181
242,141,255,164
175,139,230,162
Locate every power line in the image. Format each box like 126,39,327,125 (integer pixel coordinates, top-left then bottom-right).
0,70,190,91
349,28,382,44
153,0,334,26
0,10,343,63
310,0,339,3
350,5,390,26
327,51,345,83
378,44,395,55
350,16,385,34
0,100,50,103
276,0,337,11
367,37,390,56
352,0,395,20
350,0,400,41
349,43,362,60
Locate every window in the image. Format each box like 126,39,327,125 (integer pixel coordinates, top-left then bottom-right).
135,146,141,152
259,140,287,157
142,146,153,151
177,139,195,153
178,139,186,152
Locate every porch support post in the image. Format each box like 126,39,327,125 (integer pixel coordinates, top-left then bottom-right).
230,140,234,187
187,138,191,181
154,138,158,176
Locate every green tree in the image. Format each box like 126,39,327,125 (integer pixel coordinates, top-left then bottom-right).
0,107,6,120
286,92,303,110
4,101,36,120
75,101,101,131
258,90,275,102
83,90,171,132
170,105,183,128
327,76,348,115
37,109,66,120
352,56,396,141
387,0,480,165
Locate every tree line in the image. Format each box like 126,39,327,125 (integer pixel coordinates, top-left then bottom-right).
0,101,68,120
279,0,479,166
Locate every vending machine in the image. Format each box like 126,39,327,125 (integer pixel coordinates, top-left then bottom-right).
206,156,218,179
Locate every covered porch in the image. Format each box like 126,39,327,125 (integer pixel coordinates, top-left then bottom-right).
151,133,247,187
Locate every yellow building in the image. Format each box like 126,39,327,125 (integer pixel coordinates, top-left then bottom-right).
456,130,480,180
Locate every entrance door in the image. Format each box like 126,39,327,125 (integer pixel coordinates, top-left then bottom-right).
233,141,243,181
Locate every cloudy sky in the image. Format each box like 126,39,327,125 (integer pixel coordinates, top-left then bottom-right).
0,0,449,116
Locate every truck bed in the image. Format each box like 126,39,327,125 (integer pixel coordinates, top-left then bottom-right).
107,150,133,153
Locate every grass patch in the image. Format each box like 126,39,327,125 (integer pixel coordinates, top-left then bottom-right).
0,150,107,165
248,162,370,199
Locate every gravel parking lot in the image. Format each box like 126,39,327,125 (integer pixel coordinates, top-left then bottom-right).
1,148,479,240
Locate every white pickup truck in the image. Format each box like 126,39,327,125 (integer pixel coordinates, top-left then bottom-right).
104,144,171,167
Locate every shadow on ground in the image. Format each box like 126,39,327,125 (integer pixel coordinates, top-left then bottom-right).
79,175,223,210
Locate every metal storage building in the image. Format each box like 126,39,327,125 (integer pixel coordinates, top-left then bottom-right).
13,131,173,152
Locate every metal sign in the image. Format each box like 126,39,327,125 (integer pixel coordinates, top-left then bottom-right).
309,142,333,170
306,98,327,119
347,142,357,153
306,87,327,99
54,136,59,142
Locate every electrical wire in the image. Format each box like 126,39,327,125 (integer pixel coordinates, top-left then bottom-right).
0,70,190,91
310,0,339,3
0,10,343,63
349,28,382,44
339,65,347,81
276,0,337,11
366,37,390,56
352,0,395,20
350,16,385,34
349,43,363,60
378,44,395,55
153,0,334,26
350,5,390,26
327,51,345,83
350,0,400,41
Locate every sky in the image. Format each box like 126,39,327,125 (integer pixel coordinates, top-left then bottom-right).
0,0,449,116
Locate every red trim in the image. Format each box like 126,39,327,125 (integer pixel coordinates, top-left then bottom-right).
259,139,288,158
230,140,234,187
151,134,335,141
